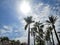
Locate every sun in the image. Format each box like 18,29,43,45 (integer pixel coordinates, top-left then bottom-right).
20,1,31,14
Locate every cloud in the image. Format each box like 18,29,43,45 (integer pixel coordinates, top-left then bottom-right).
3,25,9,29
3,25,12,31
0,25,13,35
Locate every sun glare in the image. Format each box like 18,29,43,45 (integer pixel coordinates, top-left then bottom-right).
20,1,31,14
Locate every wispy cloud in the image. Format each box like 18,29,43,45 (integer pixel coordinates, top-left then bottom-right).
0,25,12,33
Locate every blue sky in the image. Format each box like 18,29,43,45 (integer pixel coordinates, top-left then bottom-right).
0,0,60,44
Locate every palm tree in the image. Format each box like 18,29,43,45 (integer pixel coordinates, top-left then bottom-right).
34,22,44,39
45,26,55,45
46,15,60,45
33,22,45,45
24,16,34,45
45,28,51,45
36,35,45,45
31,26,37,45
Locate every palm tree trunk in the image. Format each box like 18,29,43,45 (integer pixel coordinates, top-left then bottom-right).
28,25,30,45
51,32,55,45
52,25,60,45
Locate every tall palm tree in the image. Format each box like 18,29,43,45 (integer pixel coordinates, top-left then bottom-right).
24,16,34,45
46,15,60,45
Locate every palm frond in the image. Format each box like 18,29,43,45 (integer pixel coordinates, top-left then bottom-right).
45,30,50,41
24,16,34,24
34,22,42,27
48,15,57,24
46,20,51,23
40,25,44,28
25,24,28,30
54,16,57,23
31,27,37,36
49,16,54,23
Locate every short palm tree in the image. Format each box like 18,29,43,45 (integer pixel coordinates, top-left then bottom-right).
31,26,37,45
45,28,51,45
34,22,44,38
24,16,34,45
33,22,45,45
45,26,55,45
46,15,60,44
